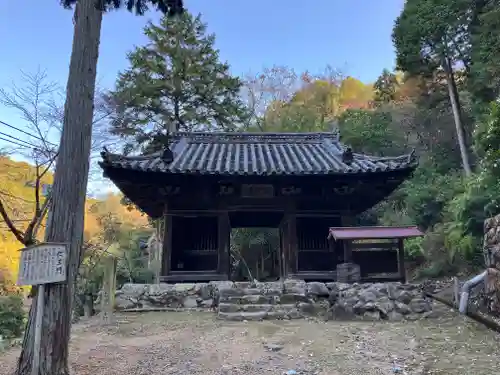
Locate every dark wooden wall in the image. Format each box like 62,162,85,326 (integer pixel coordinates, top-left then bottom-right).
170,215,219,272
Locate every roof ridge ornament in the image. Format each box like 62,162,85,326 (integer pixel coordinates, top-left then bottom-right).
407,148,416,164
161,131,174,164
342,147,354,164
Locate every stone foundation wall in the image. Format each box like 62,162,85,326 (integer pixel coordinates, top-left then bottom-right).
484,214,500,316
113,280,434,321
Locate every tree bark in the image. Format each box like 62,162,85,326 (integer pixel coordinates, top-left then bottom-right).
16,1,103,374
443,57,472,176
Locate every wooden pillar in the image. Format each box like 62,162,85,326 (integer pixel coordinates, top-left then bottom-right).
280,211,298,278
279,217,289,279
161,203,173,279
217,211,230,277
288,212,298,275
341,214,354,263
397,239,406,283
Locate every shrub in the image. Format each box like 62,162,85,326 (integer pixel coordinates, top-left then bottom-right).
0,294,26,339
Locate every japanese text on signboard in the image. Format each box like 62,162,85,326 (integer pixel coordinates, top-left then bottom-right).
17,243,67,286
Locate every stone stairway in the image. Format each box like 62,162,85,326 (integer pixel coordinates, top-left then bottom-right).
215,280,330,321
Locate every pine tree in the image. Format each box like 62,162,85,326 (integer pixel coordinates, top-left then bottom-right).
373,69,399,105
107,12,248,152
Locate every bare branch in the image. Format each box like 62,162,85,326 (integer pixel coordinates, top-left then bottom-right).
0,199,25,244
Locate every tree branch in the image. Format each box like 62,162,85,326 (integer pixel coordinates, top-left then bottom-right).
0,199,25,244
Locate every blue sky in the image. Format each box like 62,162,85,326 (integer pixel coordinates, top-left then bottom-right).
0,0,404,190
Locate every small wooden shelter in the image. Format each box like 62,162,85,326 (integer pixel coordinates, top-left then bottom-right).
328,226,424,283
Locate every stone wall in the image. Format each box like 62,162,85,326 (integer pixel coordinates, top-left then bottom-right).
484,214,500,316
113,280,435,321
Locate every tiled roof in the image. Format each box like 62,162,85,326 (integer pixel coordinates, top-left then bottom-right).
328,226,423,240
99,132,417,176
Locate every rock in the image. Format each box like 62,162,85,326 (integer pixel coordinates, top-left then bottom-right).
113,280,435,320
405,314,420,321
242,288,262,296
374,297,394,317
280,293,311,304
358,290,377,303
326,302,355,320
183,296,199,308
387,310,404,321
217,312,245,321
396,290,413,304
120,284,147,298
284,279,306,291
219,303,241,313
394,301,412,315
148,283,173,295
307,282,330,297
297,302,316,315
241,294,271,304
263,343,284,352
210,280,234,290
286,308,302,319
115,296,136,310
422,309,440,319
409,298,431,313
363,310,381,320
240,311,268,321
242,304,272,313
194,283,212,300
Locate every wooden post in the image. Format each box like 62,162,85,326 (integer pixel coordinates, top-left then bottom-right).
217,211,230,277
153,218,165,284
288,212,298,275
100,255,117,324
161,207,173,279
279,217,289,279
397,239,406,283
341,215,354,263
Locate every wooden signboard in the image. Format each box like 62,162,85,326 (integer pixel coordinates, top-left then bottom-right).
17,242,68,286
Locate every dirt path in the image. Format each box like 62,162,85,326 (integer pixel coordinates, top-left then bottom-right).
1,304,500,375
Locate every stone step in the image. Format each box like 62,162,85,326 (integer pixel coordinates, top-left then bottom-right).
217,311,268,321
216,307,306,321
218,303,273,313
219,293,313,305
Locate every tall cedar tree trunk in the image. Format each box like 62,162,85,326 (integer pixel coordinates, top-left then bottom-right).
443,57,472,176
16,1,102,374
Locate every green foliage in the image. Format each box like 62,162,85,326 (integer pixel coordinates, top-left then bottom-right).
405,237,425,261
393,0,471,76
0,294,26,339
441,102,500,262
469,0,500,105
400,168,464,230
338,108,406,155
230,228,280,281
107,12,248,153
61,0,184,16
373,69,399,104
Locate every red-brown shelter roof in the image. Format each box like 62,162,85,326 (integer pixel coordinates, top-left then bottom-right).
328,226,423,240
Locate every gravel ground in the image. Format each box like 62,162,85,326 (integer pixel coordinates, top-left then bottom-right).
1,303,500,375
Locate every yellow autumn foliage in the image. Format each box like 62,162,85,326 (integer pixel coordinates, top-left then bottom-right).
0,156,148,285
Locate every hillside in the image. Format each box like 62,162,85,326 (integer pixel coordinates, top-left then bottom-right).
0,156,149,283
